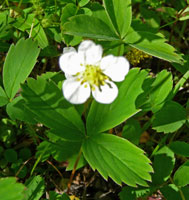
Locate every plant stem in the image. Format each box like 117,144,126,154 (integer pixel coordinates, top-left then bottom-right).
18,0,23,8
46,160,63,178
150,134,168,158
67,149,82,194
5,0,9,6
54,0,57,12
159,20,177,29
169,70,189,100
169,4,189,43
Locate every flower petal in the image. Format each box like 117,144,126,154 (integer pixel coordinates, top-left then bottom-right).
78,40,103,65
63,47,76,54
100,55,130,82
92,81,118,104
59,51,84,75
63,78,90,104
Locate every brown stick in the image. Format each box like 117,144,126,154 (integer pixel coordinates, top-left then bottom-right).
67,149,82,194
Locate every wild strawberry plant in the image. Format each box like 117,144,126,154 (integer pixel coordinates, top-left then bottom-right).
0,0,188,199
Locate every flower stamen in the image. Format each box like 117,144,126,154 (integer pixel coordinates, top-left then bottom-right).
78,64,110,90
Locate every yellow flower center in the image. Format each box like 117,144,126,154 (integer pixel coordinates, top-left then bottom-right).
76,65,109,90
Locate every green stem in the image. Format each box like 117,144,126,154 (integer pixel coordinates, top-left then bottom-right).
5,0,9,6
169,4,189,43
159,20,177,29
18,0,23,8
141,117,153,133
170,177,186,200
54,0,57,12
150,134,168,158
169,70,189,100
117,45,121,56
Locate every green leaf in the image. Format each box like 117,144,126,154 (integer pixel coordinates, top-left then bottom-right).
88,2,115,33
4,148,18,163
0,177,25,200
0,41,10,52
124,31,183,63
13,14,48,49
61,3,77,25
122,118,142,145
161,184,189,200
25,176,45,200
36,140,81,162
172,55,189,74
174,161,189,187
136,70,173,112
78,0,90,7
6,96,36,124
82,134,153,187
86,68,148,135
63,15,119,40
152,101,186,133
140,6,160,29
119,186,150,200
152,146,175,185
179,7,189,21
21,77,85,141
30,23,49,49
3,38,40,99
0,86,9,107
49,191,70,200
103,0,132,38
19,148,32,161
169,141,189,157
66,153,86,171
148,70,173,112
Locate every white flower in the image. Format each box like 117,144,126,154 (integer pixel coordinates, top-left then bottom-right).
59,40,130,104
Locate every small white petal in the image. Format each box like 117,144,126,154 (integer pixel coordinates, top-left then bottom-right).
100,55,130,82
63,47,76,54
64,73,73,79
78,40,103,65
59,52,84,75
92,81,118,104
63,78,90,104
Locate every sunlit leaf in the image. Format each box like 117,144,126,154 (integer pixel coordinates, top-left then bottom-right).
6,96,36,124
13,14,48,49
87,68,148,135
82,134,153,186
136,70,173,112
103,0,132,38
63,15,119,40
174,161,189,187
0,86,9,107
3,38,40,99
0,177,25,200
21,77,85,141
25,176,45,200
124,31,183,63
